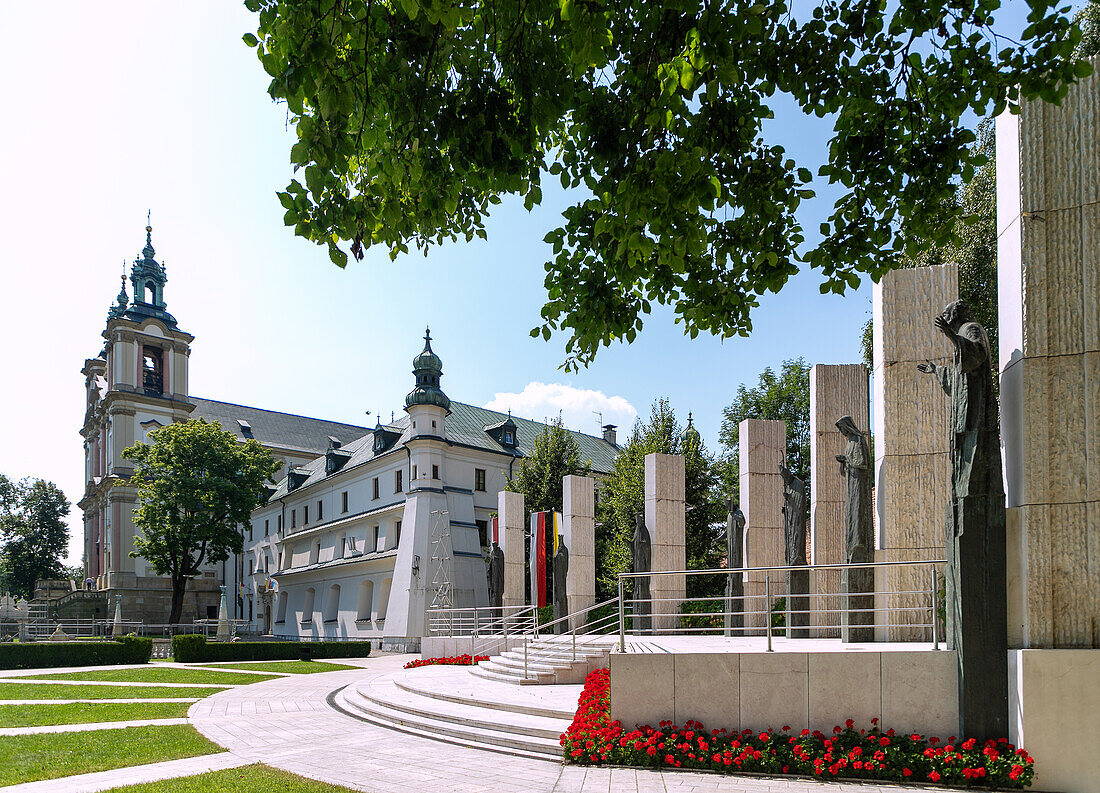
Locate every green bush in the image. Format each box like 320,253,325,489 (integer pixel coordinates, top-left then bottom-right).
0,637,153,670
170,635,370,662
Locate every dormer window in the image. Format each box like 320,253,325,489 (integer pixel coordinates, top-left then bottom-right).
237,419,253,439
374,433,386,453
503,430,515,446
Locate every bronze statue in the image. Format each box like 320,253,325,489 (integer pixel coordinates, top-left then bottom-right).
722,498,745,634
917,299,1008,740
835,415,874,642
486,541,505,611
632,510,651,632
552,541,569,633
780,465,809,637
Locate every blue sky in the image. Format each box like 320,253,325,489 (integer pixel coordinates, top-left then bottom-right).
0,2,1040,563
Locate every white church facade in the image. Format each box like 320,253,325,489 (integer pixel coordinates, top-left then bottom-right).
82,224,618,646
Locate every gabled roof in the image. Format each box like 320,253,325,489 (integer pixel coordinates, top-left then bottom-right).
264,401,619,500
189,397,370,456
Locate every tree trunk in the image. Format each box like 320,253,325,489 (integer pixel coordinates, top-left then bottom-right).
169,576,187,625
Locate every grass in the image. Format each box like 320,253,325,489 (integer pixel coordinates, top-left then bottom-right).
0,682,225,700
103,764,359,792
0,701,193,728
0,724,220,786
192,660,358,675
24,667,275,685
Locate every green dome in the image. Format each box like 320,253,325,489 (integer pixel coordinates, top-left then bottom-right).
404,328,451,412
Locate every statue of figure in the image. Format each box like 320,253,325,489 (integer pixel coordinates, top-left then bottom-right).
835,415,874,642
632,510,651,632
722,499,745,634
780,465,809,636
552,541,569,633
486,541,505,611
917,299,1008,740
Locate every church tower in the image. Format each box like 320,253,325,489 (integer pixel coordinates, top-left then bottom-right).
79,219,217,621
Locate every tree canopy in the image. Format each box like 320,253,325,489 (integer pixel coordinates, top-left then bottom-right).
248,0,1088,368
719,357,811,495
506,419,593,515
123,419,281,624
0,475,71,599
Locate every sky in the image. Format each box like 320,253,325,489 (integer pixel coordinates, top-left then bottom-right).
0,2,1039,566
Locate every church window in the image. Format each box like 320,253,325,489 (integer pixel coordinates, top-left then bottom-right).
475,468,486,491
394,470,402,493
141,347,163,395
277,514,282,532
264,519,269,537
412,464,417,480
372,478,379,500
303,505,309,525
373,525,381,552
341,491,348,513
432,464,439,480
249,559,254,575
317,500,323,521
476,519,488,548
394,520,402,546
291,510,296,529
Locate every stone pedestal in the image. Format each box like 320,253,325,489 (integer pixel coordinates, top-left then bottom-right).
497,491,526,611
809,363,870,637
739,419,786,631
216,586,230,641
561,476,596,629
644,453,686,632
873,264,958,640
997,62,1100,650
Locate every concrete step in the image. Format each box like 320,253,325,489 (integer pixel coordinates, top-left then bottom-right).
393,676,575,721
332,679,564,760
471,660,549,684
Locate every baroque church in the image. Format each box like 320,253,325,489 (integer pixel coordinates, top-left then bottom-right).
82,224,618,647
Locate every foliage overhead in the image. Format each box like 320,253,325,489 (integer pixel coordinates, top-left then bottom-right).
1077,0,1100,58
0,475,71,599
719,357,811,494
596,400,724,599
506,419,593,515
123,419,281,624
247,0,1088,369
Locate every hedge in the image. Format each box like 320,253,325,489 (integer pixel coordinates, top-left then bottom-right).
170,634,371,663
0,636,153,670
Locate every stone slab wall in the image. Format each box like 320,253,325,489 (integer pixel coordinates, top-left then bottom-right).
497,491,526,609
872,264,958,640
562,475,596,628
809,364,870,637
644,454,686,631
998,59,1100,649
610,649,958,738
739,419,786,629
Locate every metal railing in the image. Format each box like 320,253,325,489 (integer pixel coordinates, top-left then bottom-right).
516,596,622,680
425,604,539,638
616,559,946,652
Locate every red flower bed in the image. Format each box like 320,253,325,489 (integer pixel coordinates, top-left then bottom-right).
560,669,1034,789
403,654,490,669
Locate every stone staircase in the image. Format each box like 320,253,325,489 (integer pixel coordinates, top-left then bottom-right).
470,634,616,685
332,664,579,760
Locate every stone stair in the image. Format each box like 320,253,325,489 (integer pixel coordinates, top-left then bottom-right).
331,665,579,760
470,635,616,685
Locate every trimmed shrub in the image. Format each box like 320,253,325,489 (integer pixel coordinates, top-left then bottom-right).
0,636,154,670
169,634,370,662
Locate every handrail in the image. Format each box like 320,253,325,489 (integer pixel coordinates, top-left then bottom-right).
617,559,947,578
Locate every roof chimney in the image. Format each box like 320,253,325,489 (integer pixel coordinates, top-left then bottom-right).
602,424,618,446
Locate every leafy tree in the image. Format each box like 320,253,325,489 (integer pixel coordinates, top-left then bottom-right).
507,419,593,515
596,400,724,600
1077,0,1100,58
859,119,997,370
247,0,1087,369
0,475,71,599
719,358,811,496
123,419,281,624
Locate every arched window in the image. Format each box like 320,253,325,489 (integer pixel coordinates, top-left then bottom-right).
302,587,316,624
357,580,375,622
376,578,392,621
145,280,156,304
323,584,341,622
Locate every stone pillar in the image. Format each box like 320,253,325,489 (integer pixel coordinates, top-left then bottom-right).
873,264,958,640
216,585,230,641
562,475,596,629
998,65,1100,652
497,491,526,612
739,419,786,631
644,453,686,632
809,364,870,637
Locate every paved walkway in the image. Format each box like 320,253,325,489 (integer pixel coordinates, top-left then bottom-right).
1,752,249,793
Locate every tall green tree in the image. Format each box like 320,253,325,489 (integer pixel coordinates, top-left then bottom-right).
507,419,593,515
596,400,724,600
247,0,1087,369
719,358,811,497
123,419,281,624
1077,0,1100,58
0,475,71,599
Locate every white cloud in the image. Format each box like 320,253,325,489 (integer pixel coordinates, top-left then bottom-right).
485,382,637,436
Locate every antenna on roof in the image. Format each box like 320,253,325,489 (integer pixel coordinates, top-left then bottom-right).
593,411,603,431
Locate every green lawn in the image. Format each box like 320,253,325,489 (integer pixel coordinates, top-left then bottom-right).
104,764,358,792
0,725,220,786
0,701,193,728
25,667,275,685
0,682,225,700
191,660,358,675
